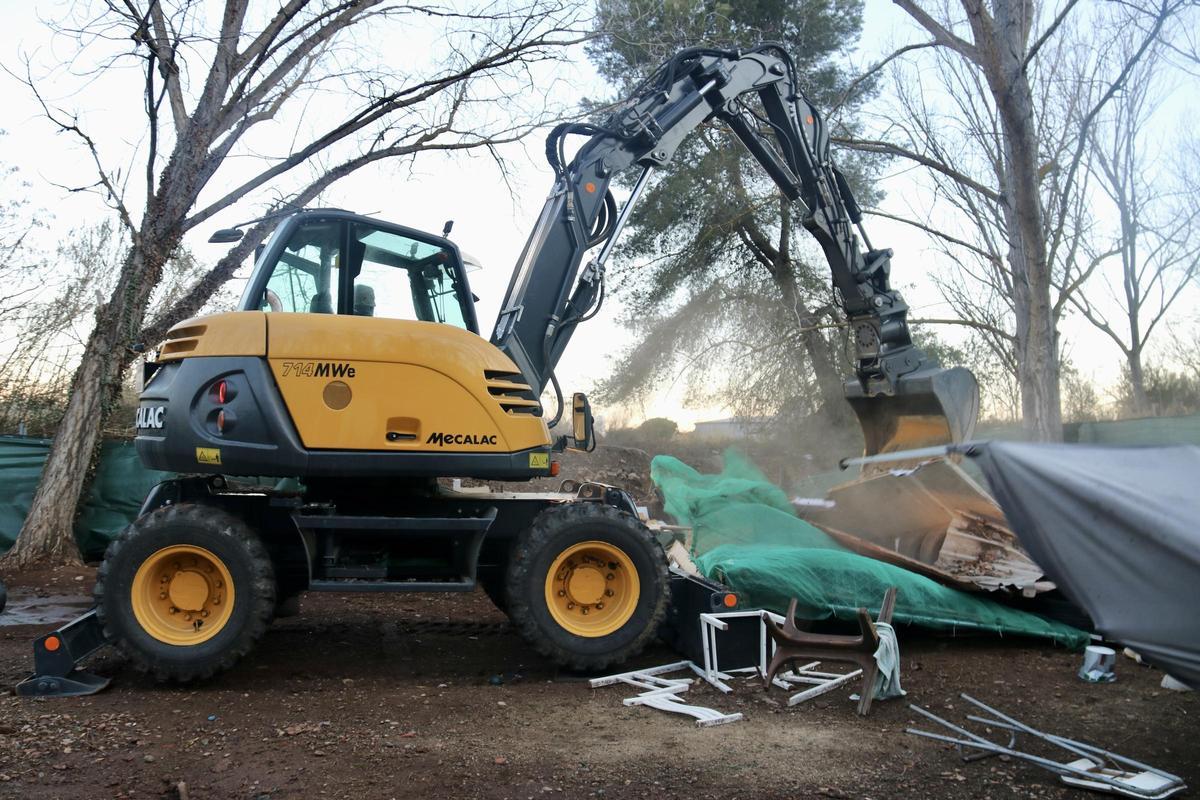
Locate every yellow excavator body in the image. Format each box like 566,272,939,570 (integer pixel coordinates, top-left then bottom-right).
156,310,551,454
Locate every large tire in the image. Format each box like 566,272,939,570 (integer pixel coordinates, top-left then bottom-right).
95,503,275,682
505,503,668,672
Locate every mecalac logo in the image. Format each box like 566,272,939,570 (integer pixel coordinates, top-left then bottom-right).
136,406,166,429
426,432,498,446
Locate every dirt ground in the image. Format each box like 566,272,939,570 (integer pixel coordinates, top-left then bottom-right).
0,566,1195,800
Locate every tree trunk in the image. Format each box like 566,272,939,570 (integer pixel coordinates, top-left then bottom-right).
4,322,128,567
800,325,857,429
4,245,166,568
968,0,1063,441
1127,348,1150,416
774,265,858,432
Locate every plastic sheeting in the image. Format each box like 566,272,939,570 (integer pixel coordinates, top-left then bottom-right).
652,452,1089,648
973,442,1200,688
0,436,170,559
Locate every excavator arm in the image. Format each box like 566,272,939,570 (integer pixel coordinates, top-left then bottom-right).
491,44,978,455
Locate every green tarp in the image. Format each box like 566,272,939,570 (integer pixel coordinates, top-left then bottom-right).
652,451,1090,649
0,436,170,559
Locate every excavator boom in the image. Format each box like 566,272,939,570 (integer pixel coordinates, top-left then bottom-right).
491,44,978,454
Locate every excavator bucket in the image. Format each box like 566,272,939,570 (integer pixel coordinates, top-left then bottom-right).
845,366,980,458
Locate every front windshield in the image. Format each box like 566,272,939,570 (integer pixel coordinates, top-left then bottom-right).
250,217,472,330
351,224,468,328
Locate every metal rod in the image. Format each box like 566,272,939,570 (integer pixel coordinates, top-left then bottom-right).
960,694,1103,768
908,703,999,749
593,166,654,269
839,441,982,470
906,728,1181,798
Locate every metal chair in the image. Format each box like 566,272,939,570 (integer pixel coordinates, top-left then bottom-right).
763,586,898,716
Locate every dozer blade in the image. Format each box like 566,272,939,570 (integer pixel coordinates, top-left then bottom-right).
845,366,979,460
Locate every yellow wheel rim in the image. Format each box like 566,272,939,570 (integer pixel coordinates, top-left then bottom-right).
544,540,639,637
131,545,235,645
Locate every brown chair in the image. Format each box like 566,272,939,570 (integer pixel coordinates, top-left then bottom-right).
763,587,898,716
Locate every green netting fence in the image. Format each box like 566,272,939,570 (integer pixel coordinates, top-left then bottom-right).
652,451,1090,649
0,436,171,559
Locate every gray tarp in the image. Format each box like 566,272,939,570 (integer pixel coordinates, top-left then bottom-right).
973,442,1200,688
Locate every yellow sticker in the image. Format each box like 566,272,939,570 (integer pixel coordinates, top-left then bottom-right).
196,447,222,465
528,452,549,469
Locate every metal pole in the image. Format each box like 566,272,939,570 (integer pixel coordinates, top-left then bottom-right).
838,442,982,470
593,166,654,270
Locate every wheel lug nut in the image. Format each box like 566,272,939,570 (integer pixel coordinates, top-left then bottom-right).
185,613,193,621
215,580,223,588
605,589,614,597
596,603,604,610
169,607,178,614
557,590,566,597
581,607,589,615
567,602,574,610
159,592,167,600
202,610,209,617
160,576,169,583
213,597,220,605
606,573,614,581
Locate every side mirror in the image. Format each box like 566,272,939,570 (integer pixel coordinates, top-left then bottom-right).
568,392,595,452
208,228,244,244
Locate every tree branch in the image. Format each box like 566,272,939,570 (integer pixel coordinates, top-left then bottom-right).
910,316,1016,340
833,41,938,112
835,136,1003,203
892,0,979,62
863,208,1000,262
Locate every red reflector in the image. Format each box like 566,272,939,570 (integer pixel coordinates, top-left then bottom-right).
217,410,226,433
216,380,228,404
723,593,737,608
549,461,560,477
44,635,61,652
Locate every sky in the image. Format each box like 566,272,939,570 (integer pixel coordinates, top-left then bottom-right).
2,0,1196,430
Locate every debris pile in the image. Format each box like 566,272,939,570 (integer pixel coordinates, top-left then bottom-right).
795,459,1049,595
651,451,1088,647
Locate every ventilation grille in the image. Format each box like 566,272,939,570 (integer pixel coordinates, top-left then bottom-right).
159,324,207,359
484,370,541,416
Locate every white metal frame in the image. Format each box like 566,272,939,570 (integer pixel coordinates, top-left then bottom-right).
589,610,868,727
588,661,743,727
698,610,863,706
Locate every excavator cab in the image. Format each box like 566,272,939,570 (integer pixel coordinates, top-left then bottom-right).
246,212,477,331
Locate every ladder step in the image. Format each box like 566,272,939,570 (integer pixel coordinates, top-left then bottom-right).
308,579,476,593
293,507,497,534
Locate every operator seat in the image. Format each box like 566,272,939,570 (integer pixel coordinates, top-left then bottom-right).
309,291,333,314
354,284,376,316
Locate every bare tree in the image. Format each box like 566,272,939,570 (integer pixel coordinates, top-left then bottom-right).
1068,44,1200,415
0,149,47,326
837,0,1184,441
4,0,588,568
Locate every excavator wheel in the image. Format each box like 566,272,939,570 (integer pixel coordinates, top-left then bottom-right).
95,503,275,682
505,502,668,672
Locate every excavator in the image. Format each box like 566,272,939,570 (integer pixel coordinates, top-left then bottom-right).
18,44,977,694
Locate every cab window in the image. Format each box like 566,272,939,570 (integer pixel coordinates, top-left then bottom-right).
262,221,342,314
350,224,468,329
